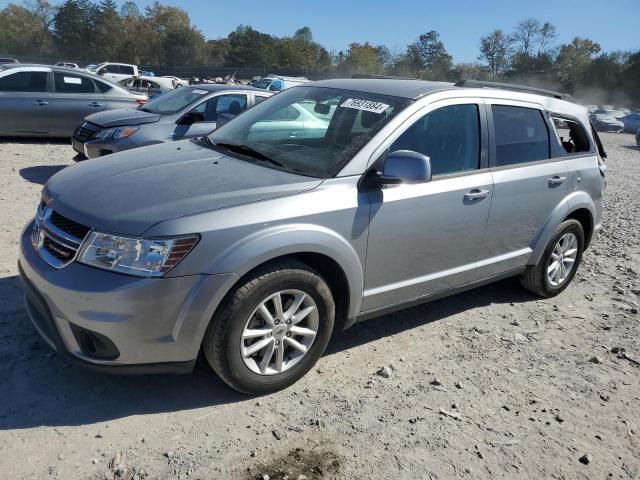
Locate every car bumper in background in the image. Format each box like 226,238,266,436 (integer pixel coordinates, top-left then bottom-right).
18,221,237,374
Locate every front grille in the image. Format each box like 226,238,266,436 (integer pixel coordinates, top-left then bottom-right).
42,235,76,261
50,210,90,240
34,206,90,268
73,122,101,142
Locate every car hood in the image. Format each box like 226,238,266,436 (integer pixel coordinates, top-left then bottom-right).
85,108,162,128
45,140,322,235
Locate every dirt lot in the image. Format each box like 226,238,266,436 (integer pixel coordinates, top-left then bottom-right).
0,134,639,480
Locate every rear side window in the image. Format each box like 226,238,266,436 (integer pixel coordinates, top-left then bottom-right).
390,104,480,176
54,73,96,93
0,71,48,92
492,105,549,167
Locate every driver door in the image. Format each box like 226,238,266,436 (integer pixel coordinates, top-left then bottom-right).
363,99,494,311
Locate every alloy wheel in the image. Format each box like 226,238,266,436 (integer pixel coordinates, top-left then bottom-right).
547,233,578,287
240,289,319,375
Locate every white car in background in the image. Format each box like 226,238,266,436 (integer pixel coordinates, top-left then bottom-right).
117,76,175,98
86,62,139,83
161,76,189,87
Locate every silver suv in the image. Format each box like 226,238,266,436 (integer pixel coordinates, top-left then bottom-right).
19,79,606,394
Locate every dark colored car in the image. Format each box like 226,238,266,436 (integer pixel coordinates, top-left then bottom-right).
590,114,623,133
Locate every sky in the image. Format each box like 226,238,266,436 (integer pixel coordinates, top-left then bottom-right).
2,0,639,62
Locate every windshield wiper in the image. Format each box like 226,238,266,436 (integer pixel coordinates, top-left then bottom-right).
214,142,285,168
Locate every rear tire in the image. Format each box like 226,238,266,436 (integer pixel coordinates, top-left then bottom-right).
520,219,584,297
202,259,335,394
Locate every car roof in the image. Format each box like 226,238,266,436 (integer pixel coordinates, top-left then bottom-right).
308,78,454,100
187,83,267,93
0,63,84,73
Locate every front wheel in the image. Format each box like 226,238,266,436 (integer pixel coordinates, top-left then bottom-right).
202,260,335,394
520,219,585,297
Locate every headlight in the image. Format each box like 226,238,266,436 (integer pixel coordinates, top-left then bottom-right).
96,126,139,140
78,232,199,277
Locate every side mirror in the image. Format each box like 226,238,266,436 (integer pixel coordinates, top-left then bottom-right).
179,111,205,125
380,150,432,185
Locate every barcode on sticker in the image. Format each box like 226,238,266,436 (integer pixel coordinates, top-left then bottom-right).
340,98,389,114
63,76,82,85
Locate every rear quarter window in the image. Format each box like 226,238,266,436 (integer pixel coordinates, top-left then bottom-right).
550,116,592,155
492,105,549,167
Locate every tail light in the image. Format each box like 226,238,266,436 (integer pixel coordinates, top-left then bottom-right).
136,98,148,106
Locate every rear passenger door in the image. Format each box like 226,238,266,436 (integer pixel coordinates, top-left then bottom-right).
49,72,106,136
0,70,51,135
483,101,569,274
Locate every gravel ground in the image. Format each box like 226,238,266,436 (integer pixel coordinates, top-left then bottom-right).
0,134,638,480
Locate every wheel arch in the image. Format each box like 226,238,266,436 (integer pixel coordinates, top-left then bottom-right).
529,191,596,265
207,224,364,325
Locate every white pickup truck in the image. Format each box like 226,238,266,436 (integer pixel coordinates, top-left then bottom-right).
86,62,139,83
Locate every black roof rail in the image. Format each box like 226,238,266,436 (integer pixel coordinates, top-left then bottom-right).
352,74,418,81
454,79,571,100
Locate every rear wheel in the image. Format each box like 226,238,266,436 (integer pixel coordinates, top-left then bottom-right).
520,219,584,297
202,260,335,394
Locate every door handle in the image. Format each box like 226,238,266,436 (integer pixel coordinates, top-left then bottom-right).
289,131,298,138
464,189,490,200
33,100,48,106
88,102,103,107
548,175,566,186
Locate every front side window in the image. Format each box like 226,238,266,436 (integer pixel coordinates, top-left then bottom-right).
207,86,409,178
492,105,549,167
191,94,247,122
0,71,48,92
390,104,480,176
120,66,135,75
53,73,96,93
254,95,269,105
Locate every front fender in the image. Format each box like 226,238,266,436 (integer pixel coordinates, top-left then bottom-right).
207,224,365,320
529,191,595,266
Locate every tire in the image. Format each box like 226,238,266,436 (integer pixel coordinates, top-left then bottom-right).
520,219,584,298
202,259,335,394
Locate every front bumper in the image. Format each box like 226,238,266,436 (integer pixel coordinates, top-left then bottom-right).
19,221,238,373
72,135,140,159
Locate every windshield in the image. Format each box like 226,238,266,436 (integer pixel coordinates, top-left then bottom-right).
206,86,410,178
86,63,103,72
140,87,210,115
253,78,273,89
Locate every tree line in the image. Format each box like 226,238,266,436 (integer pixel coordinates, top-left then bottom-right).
1,0,638,105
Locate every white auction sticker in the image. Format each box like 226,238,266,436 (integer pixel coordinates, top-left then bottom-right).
340,98,389,114
192,89,208,95
63,76,82,85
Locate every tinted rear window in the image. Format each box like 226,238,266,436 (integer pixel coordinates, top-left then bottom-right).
492,105,549,167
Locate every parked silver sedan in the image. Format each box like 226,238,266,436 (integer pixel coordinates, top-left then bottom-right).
72,84,271,159
0,64,147,137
